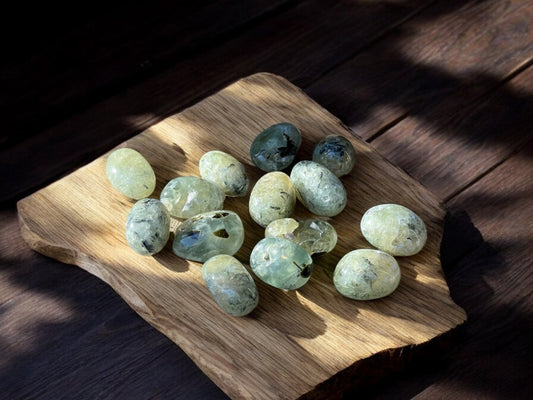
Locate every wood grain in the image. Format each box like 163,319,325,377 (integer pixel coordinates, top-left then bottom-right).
307,0,533,140
17,73,465,400
371,62,533,200
0,0,431,204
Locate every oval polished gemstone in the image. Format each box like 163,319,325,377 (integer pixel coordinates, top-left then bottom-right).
250,238,313,290
202,255,259,317
250,122,302,171
265,218,337,255
290,161,347,217
249,171,296,228
199,150,249,197
333,249,400,300
312,135,356,177
361,204,427,256
160,176,225,219
105,148,156,199
125,198,170,255
172,210,244,262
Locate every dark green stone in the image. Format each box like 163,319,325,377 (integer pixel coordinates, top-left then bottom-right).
312,135,356,177
250,122,301,171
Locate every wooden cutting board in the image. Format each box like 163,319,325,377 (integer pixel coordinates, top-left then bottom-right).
18,73,466,400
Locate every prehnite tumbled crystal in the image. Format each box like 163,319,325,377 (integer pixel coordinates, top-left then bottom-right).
312,135,356,177
199,150,249,197
125,198,170,255
249,171,296,228
202,255,259,317
249,238,313,290
172,210,244,262
160,176,225,219
249,122,302,171
333,249,400,300
106,148,156,199
290,160,347,217
265,218,337,255
360,204,427,256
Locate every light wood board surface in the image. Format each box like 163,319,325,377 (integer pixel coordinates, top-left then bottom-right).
17,73,466,400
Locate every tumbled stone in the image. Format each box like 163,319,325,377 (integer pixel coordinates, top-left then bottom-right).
264,218,299,240
290,161,347,217
106,148,156,199
361,204,427,256
125,198,170,255
202,255,259,317
265,218,337,255
249,238,313,290
333,249,400,300
199,150,249,197
250,122,301,171
160,176,225,219
173,210,244,262
249,171,296,228
312,135,356,177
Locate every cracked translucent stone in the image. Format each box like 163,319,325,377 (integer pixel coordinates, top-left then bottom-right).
202,255,259,317
312,135,356,177
105,148,156,199
172,210,244,262
361,204,427,256
125,198,170,255
249,171,296,228
265,218,337,255
249,238,313,290
160,176,225,219
290,161,347,217
333,249,400,300
250,122,302,171
199,150,249,197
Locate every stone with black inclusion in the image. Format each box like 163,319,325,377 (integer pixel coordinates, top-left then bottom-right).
125,198,170,255
312,135,356,177
173,210,244,262
249,122,301,171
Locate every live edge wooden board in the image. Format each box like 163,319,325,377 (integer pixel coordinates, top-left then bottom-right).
18,73,466,400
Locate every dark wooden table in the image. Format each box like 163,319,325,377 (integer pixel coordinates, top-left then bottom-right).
1,1,532,398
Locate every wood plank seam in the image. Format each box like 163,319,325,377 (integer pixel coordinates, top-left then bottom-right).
443,136,533,202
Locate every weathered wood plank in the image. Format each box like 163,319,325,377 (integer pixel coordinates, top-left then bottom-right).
306,0,533,140
0,0,291,146
411,148,533,399
370,64,533,200
16,72,465,400
0,0,432,204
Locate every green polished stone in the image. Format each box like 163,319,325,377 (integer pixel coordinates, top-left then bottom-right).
249,171,296,228
173,210,244,262
125,198,170,255
202,255,259,317
290,161,347,217
312,135,356,177
249,237,313,290
199,150,249,197
333,249,400,300
160,176,225,219
265,218,337,255
360,204,427,256
250,122,302,171
105,148,156,199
